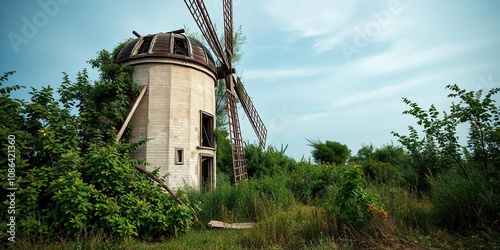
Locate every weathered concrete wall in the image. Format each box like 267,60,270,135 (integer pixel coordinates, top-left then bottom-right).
126,58,216,190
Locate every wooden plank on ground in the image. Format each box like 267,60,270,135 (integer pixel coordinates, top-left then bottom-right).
207,220,255,229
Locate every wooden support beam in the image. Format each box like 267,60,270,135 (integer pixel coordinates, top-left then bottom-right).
116,85,148,141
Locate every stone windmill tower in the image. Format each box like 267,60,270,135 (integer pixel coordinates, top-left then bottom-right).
115,0,268,192
115,30,218,191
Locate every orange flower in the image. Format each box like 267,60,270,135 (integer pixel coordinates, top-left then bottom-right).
379,210,388,218
368,204,377,212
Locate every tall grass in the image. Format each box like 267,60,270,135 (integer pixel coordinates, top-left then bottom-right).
369,184,433,231
241,203,333,249
430,168,500,231
186,173,295,225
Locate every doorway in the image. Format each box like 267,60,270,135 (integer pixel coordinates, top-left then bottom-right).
201,155,214,191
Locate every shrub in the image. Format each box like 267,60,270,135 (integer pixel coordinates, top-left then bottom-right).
307,139,350,165
288,162,343,203
370,185,433,231
328,165,378,229
430,168,500,231
362,160,403,186
244,144,297,178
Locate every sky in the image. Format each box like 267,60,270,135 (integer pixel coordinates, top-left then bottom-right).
1,0,499,160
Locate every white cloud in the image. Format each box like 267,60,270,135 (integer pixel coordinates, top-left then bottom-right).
331,62,494,109
262,0,357,38
294,111,331,123
331,78,424,109
336,38,494,80
244,66,332,80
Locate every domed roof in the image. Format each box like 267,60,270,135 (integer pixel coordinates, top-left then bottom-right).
115,32,216,74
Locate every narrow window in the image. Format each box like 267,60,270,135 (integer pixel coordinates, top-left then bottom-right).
173,36,188,56
200,112,214,148
137,36,154,54
175,148,184,165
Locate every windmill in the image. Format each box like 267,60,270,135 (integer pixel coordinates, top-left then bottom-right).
183,0,267,183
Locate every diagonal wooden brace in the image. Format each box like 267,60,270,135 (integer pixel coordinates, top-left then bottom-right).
116,85,148,141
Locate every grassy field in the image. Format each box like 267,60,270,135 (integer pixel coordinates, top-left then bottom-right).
6,166,500,249
8,216,499,250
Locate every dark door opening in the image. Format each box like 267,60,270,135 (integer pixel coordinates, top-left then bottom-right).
201,155,214,192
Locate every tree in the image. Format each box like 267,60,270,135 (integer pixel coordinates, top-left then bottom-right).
58,40,140,153
0,42,196,241
392,84,500,230
392,84,499,180
351,144,407,186
244,144,296,177
307,139,350,165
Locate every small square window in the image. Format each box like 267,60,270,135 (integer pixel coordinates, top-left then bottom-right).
175,148,184,165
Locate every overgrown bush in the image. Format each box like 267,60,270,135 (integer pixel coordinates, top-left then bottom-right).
352,144,406,187
430,169,500,231
370,184,433,231
325,165,381,229
0,43,196,244
394,84,500,232
244,144,297,177
288,162,343,203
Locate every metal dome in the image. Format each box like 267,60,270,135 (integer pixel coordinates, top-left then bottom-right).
115,31,216,74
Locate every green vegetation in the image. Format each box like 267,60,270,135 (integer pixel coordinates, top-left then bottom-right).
1,39,499,249
307,139,351,165
0,42,196,245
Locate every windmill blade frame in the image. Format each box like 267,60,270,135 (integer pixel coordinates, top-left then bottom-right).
235,76,267,149
226,77,248,183
223,0,233,59
184,0,267,184
183,0,229,68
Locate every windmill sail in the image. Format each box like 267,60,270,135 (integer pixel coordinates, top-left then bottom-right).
184,0,267,184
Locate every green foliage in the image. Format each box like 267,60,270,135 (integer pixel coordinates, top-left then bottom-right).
242,204,331,249
370,185,432,231
328,165,378,229
446,84,500,176
307,139,351,165
214,128,232,178
58,40,140,152
288,162,343,203
49,171,98,235
0,42,194,243
393,84,500,191
244,144,296,177
393,84,500,231
430,169,500,231
187,174,294,225
351,144,406,186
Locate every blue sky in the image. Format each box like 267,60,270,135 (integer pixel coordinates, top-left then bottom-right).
1,0,499,160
